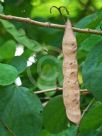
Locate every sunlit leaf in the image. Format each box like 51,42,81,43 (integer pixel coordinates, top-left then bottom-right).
0,40,16,60
0,63,18,85
0,19,42,52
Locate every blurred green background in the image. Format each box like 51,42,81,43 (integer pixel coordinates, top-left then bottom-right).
0,1,102,136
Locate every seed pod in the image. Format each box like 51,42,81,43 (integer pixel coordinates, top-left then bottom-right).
62,20,81,124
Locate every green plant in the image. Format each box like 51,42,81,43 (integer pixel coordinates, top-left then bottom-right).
0,1,102,136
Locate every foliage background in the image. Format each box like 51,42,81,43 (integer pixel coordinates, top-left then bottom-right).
0,0,102,136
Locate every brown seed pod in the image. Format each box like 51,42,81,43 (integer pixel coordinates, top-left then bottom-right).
62,20,81,124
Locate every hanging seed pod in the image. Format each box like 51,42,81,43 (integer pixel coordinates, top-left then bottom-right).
62,20,81,124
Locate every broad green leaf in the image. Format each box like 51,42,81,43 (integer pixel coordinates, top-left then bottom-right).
39,129,70,136
10,56,27,74
0,19,42,52
76,12,102,62
79,131,100,136
43,95,68,133
79,102,102,134
77,35,102,61
0,63,18,85
39,126,78,136
51,130,73,136
0,40,16,60
0,85,43,136
82,42,102,101
78,125,102,136
39,130,50,136
76,12,102,29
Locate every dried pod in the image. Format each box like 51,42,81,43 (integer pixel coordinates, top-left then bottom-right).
62,20,81,124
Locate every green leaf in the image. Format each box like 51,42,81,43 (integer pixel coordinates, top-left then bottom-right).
76,12,102,29
0,40,16,60
43,95,68,133
75,125,102,136
10,56,27,74
0,121,10,136
0,85,43,136
76,12,102,63
0,63,18,85
39,129,69,136
0,19,42,52
82,42,102,101
39,130,50,136
79,102,102,134
39,126,78,136
77,35,102,62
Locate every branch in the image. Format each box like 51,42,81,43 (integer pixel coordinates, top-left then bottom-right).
0,14,102,35
34,87,62,94
81,98,95,119
34,87,89,95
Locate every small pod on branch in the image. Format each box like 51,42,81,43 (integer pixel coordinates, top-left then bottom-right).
62,20,81,124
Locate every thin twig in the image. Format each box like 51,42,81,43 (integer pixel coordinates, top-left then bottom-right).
34,87,89,95
0,14,102,35
80,89,89,95
34,87,62,94
77,98,95,135
0,118,16,136
81,98,95,120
